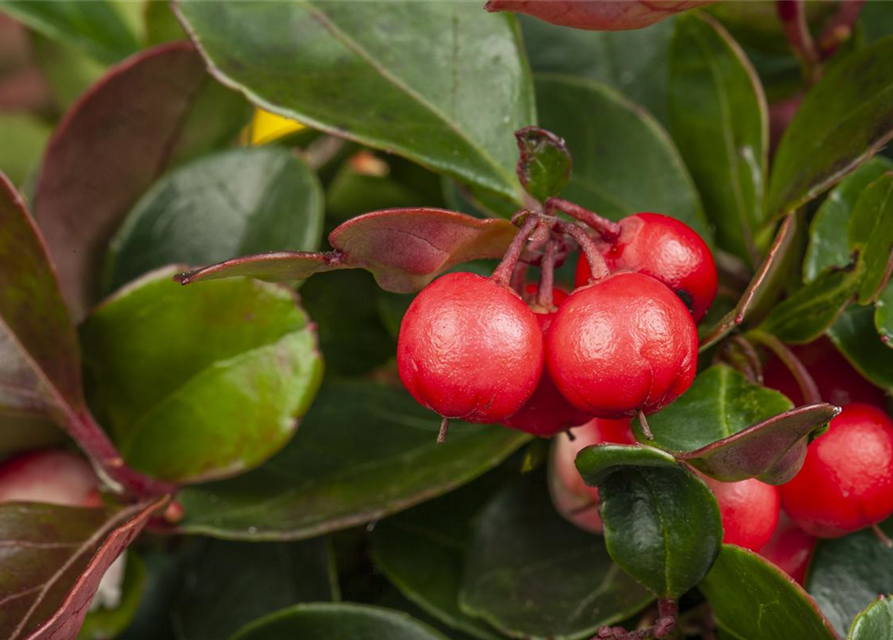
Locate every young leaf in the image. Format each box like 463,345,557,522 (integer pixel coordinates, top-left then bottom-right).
808,518,893,638
457,472,652,640
876,282,893,347
176,382,529,540
0,498,166,640
230,603,449,640
536,74,709,241
848,597,893,640
768,36,893,218
33,42,250,320
849,172,893,303
829,306,893,389
576,445,722,598
80,267,323,484
174,1,534,203
700,545,839,640
105,147,324,293
514,126,572,203
485,1,713,31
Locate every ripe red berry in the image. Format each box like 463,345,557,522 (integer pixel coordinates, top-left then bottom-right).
0,449,100,507
780,403,893,538
549,418,636,533
575,213,717,323
546,272,698,418
702,476,780,552
398,272,543,424
759,512,816,585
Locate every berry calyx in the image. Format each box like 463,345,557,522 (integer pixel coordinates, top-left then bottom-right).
397,272,543,424
702,476,780,552
575,213,717,323
779,403,893,538
0,449,100,507
546,272,699,418
759,512,816,584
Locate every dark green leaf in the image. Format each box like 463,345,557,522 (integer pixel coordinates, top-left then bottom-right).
80,268,323,484
849,173,893,303
176,381,529,540
78,554,146,640
768,36,893,218
875,282,893,347
230,603,449,640
829,306,893,389
0,0,140,63
804,157,893,282
175,1,533,202
669,13,767,265
458,472,651,640
808,518,893,638
701,545,839,640
536,74,709,241
848,597,893,640
376,588,487,640
574,444,678,486
761,266,859,343
514,126,572,202
105,147,324,292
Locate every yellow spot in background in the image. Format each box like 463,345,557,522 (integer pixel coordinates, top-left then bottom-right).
248,108,305,145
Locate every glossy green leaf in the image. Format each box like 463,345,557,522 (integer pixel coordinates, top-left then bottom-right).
514,126,572,202
808,518,893,638
172,538,336,640
105,147,324,292
761,266,859,343
78,554,146,640
536,74,709,241
0,0,140,63
849,173,893,303
829,306,893,389
176,1,533,202
457,472,651,640
576,445,722,598
177,381,529,540
376,589,486,640
804,157,893,282
80,268,323,484
0,114,51,187
768,36,893,218
669,13,767,265
849,597,893,640
701,545,839,640
875,282,893,347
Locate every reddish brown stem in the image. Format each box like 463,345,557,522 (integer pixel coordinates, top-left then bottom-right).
730,335,764,385
547,197,621,242
511,261,528,296
872,523,893,548
638,410,654,441
491,214,540,287
536,240,559,309
817,0,864,57
595,599,678,639
437,417,450,444
749,330,822,405
558,221,610,282
777,0,820,82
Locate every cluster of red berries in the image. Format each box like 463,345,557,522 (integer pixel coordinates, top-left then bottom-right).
397,210,717,438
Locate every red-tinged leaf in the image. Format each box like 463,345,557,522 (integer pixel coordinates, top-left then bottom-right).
0,497,167,640
174,252,341,286
32,41,249,321
485,0,715,31
679,404,840,485
514,126,572,203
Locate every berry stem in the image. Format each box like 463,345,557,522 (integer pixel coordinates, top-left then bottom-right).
594,599,677,639
730,335,764,385
749,330,822,405
536,240,559,309
437,417,450,444
637,410,654,441
558,221,610,282
547,197,621,242
491,214,541,287
871,523,893,549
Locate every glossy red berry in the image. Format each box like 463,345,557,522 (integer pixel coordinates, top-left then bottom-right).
575,213,717,323
549,418,636,533
547,272,698,418
780,403,893,538
702,476,780,552
398,272,543,424
0,449,100,507
759,512,816,585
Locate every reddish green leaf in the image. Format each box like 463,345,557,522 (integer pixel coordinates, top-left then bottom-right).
514,126,571,203
485,1,714,31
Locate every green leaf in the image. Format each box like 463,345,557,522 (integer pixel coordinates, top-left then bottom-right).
669,13,767,265
536,74,709,241
768,36,893,218
760,266,859,344
230,603,449,640
875,282,893,347
701,545,839,640
576,445,722,598
144,0,187,45
176,381,529,540
849,173,893,303
175,1,534,203
80,268,323,484
105,147,324,292
849,597,893,640
808,518,893,638
804,157,893,282
29,33,106,111
514,126,572,202
0,0,140,64
78,554,146,640
172,538,336,640
457,472,651,640
0,114,51,187
829,306,893,389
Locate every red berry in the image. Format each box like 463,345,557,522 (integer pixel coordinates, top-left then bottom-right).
549,418,636,533
547,272,698,418
397,272,543,423
702,476,780,552
575,213,717,323
780,403,893,537
759,512,816,584
762,337,888,408
0,449,100,507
